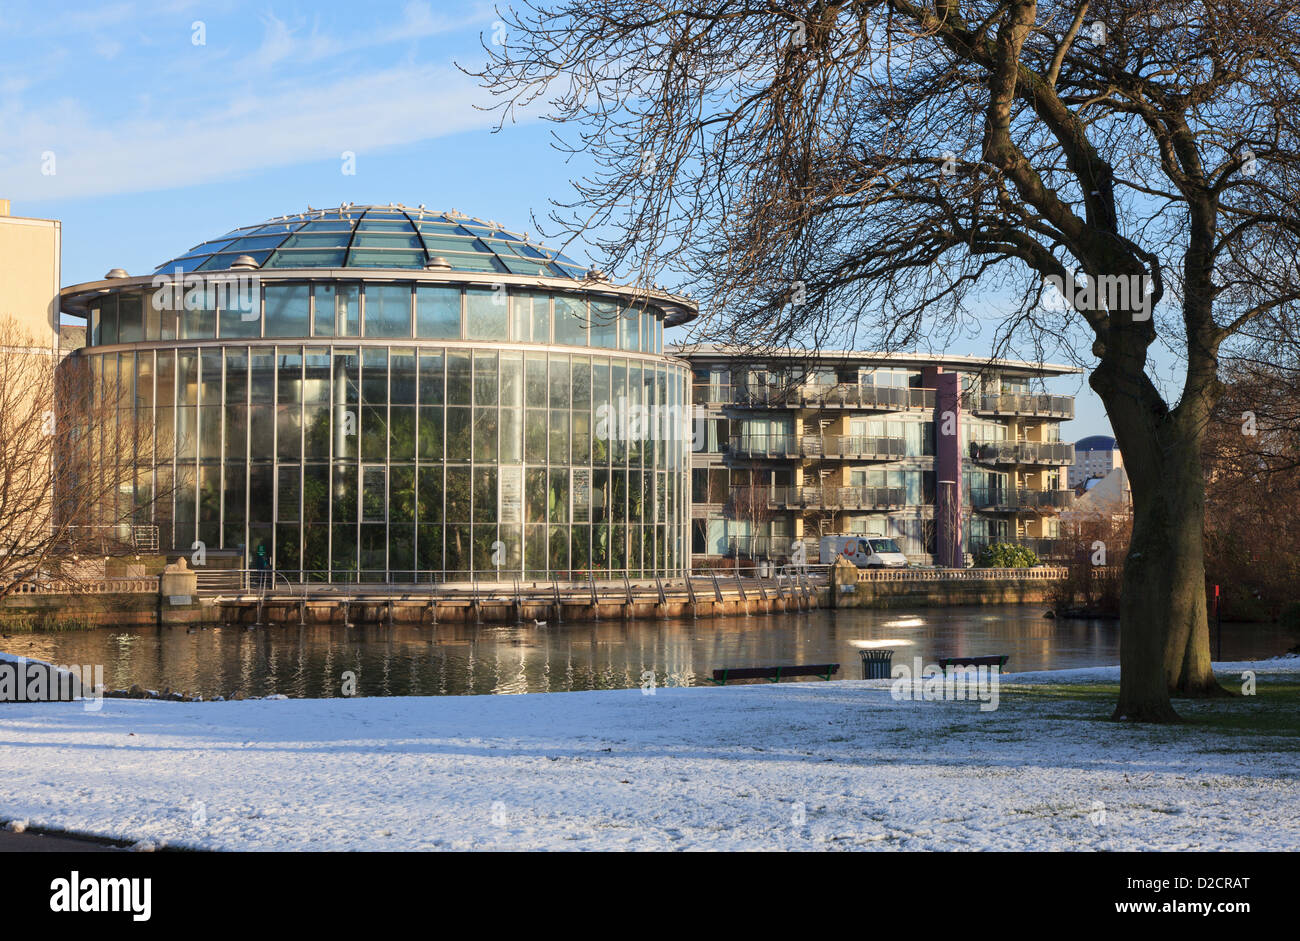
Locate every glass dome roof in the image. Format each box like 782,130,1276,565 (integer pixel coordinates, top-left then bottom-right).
153,205,590,279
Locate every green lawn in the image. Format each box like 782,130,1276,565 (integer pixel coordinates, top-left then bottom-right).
1002,675,1300,738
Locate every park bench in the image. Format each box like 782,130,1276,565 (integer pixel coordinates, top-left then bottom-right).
710,663,840,685
935,655,1009,670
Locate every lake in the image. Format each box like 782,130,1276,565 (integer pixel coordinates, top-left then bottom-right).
2,606,1293,699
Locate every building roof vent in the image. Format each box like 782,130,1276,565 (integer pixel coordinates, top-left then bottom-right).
228,255,260,270
104,268,129,279
424,255,452,271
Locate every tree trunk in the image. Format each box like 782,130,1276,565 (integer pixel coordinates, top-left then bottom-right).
1112,426,1226,722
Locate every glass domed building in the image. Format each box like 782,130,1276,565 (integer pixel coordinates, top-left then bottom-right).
59,205,696,582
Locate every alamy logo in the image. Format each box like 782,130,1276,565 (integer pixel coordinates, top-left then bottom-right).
151,267,259,315
0,657,103,711
593,400,707,449
50,871,151,921
1041,271,1153,320
890,657,1000,712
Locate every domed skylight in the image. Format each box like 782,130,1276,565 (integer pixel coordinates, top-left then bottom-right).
153,205,589,278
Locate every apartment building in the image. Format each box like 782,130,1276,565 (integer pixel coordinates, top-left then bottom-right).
1068,434,1124,488
679,346,1080,566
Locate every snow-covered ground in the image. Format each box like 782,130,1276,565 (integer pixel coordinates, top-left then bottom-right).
0,660,1296,851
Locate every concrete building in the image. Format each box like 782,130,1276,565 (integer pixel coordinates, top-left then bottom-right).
1068,434,1123,488
0,200,63,564
680,347,1080,566
0,198,61,351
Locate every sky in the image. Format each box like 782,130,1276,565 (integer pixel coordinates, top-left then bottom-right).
0,0,1111,438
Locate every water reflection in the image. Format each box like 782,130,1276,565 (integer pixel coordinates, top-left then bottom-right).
2,607,1293,699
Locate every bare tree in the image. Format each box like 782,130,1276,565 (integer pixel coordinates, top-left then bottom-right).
468,0,1300,721
0,318,169,599
1202,342,1300,617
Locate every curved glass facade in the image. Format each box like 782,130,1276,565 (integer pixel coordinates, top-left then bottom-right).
64,226,694,582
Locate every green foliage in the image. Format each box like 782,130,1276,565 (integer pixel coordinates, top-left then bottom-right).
1280,601,1300,632
976,542,1040,569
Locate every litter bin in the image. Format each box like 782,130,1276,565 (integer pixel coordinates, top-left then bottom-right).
859,649,894,679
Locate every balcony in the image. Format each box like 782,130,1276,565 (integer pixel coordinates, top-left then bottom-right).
801,434,906,460
763,485,907,510
692,386,733,406
728,434,908,461
963,392,1075,420
970,440,1074,466
726,383,936,411
728,434,801,458
970,488,1076,512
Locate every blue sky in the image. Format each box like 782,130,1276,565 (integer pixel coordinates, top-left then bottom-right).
0,0,1110,437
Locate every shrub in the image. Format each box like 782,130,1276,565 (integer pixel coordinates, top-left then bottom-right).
976,542,1040,569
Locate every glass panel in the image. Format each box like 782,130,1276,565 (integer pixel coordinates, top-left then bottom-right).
419,352,444,405
219,285,260,338
530,292,551,343
418,467,443,524
473,352,498,406
416,286,461,339
362,466,386,522
465,287,508,339
180,293,215,339
364,284,411,338
117,293,143,343
347,249,425,268
314,283,359,337
554,295,588,346
390,406,415,461
264,284,311,337
590,299,617,349
446,352,471,406
620,304,640,351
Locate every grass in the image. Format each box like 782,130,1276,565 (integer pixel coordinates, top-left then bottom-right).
1005,676,1300,738
0,614,99,633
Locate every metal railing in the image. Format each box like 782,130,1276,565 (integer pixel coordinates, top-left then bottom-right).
963,392,1074,419
728,434,800,458
970,488,1076,511
970,440,1075,465
763,485,907,509
805,434,907,460
728,434,908,460
727,384,936,410
51,524,160,555
197,564,831,616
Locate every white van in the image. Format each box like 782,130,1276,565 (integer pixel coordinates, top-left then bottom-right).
819,535,909,569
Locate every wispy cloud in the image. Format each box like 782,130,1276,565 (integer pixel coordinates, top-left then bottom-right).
0,64,503,200
0,1,514,201
237,2,471,72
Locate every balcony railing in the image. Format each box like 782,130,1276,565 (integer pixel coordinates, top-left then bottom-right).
970,440,1075,466
728,434,801,458
727,384,936,410
963,392,1075,419
970,488,1076,511
692,386,733,406
764,485,907,509
729,434,908,460
801,434,907,460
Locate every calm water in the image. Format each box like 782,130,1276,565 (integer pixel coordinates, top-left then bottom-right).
3,606,1294,699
